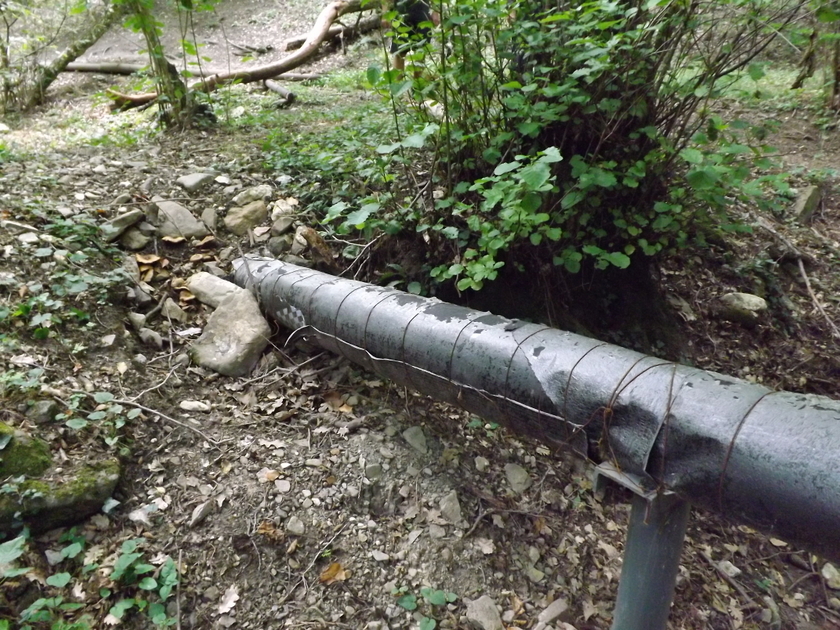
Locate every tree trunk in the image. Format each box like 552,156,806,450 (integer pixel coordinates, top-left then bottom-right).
108,0,368,110
21,1,128,110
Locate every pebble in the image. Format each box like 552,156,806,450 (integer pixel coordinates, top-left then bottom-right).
465,595,504,630
402,426,428,454
365,463,383,480
285,515,306,536
475,456,489,472
504,463,532,493
275,479,291,493
440,490,462,525
371,550,390,562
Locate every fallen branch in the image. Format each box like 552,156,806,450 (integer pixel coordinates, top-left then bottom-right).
65,61,321,82
797,258,840,339
107,0,368,110
264,79,296,107
284,13,381,51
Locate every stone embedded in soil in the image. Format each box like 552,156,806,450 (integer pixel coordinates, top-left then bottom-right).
370,549,390,562
152,196,209,239
177,172,215,193
26,399,59,424
717,292,767,328
504,463,532,493
118,227,150,250
365,463,383,480
402,425,428,454
465,595,504,630
162,297,189,322
224,200,268,236
232,184,273,206
440,490,462,525
475,456,489,472
535,598,569,628
101,208,144,242
286,515,306,536
189,292,270,377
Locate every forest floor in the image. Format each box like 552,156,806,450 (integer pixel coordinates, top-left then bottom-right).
2,1,840,630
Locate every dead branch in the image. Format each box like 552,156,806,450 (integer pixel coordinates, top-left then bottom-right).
65,61,321,81
284,13,381,51
107,0,369,111
264,79,296,107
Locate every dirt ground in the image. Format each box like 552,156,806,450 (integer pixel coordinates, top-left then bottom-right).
2,2,840,630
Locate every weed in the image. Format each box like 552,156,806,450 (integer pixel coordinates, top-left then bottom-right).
393,585,458,630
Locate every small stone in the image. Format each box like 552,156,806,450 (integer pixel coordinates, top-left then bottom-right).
440,490,462,525
402,425,427,454
179,400,211,412
537,598,569,625
138,328,163,349
118,227,150,250
717,292,767,328
525,565,545,583
201,207,217,231
127,312,146,331
267,236,291,257
232,184,273,206
504,463,532,493
428,524,446,539
365,463,383,480
224,200,268,236
465,595,504,630
101,208,144,242
275,479,291,493
18,232,39,244
26,400,59,424
271,216,295,236
717,559,742,578
177,172,215,193
286,515,306,536
371,550,390,562
475,456,489,472
161,297,189,323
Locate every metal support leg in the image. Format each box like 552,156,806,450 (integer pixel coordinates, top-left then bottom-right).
611,491,691,630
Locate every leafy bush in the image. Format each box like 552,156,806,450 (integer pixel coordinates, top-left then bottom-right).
354,0,804,290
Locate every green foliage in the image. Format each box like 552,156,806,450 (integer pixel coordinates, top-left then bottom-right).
391,585,458,628
56,391,140,447
353,0,805,290
1,530,179,628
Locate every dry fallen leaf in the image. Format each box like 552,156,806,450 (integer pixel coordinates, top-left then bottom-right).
319,562,348,585
256,520,284,543
218,584,239,615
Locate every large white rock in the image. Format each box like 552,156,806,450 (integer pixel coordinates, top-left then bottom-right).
189,292,270,377
187,272,247,308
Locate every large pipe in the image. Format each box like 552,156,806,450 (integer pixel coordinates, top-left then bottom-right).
232,257,840,562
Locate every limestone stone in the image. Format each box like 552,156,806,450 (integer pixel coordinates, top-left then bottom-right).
177,172,215,193
189,292,270,376
224,200,268,236
152,196,209,239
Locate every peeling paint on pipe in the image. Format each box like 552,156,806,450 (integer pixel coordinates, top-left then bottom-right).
233,257,840,561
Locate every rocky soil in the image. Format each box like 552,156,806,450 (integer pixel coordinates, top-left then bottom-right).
1,2,840,630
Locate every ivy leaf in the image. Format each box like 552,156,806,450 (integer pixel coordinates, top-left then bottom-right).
46,572,72,587
345,203,379,227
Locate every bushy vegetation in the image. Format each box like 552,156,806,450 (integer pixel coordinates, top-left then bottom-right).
313,0,807,292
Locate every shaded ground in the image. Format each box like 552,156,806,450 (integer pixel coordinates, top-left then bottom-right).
1,2,840,630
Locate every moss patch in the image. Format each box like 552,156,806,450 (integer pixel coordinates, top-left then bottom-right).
0,422,52,478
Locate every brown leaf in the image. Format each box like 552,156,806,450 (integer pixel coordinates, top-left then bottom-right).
256,520,284,543
319,562,348,585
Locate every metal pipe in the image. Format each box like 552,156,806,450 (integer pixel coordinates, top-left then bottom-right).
231,257,840,562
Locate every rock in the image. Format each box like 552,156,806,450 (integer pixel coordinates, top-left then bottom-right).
267,236,291,257
402,426,428,454
118,227,151,250
151,196,209,239
365,463,383,480
161,297,189,323
232,184,273,206
525,565,545,583
18,231,39,244
281,254,313,267
271,197,300,221
718,559,742,578
823,562,840,590
224,200,268,236
26,400,59,425
176,172,215,193
286,515,306,535
112,192,132,205
101,208,144,242
475,456,489,472
271,216,295,236
179,400,211,412
533,598,569,630
275,174,293,186
0,422,52,478
793,185,821,224
127,312,146,331
504,463,532,493
189,292,270,376
0,458,120,537
186,272,247,308
138,327,163,349
440,490,462,525
718,292,767,328
371,550,390,562
465,595,504,630
201,207,217,231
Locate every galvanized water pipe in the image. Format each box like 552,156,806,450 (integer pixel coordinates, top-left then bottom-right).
232,256,840,627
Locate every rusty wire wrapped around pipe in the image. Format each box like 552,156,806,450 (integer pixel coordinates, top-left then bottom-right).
233,256,840,560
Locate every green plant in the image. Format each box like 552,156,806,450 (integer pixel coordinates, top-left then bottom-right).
56,391,140,447
392,585,458,629
356,0,805,291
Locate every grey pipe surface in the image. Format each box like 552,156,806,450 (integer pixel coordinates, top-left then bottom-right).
232,257,840,561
